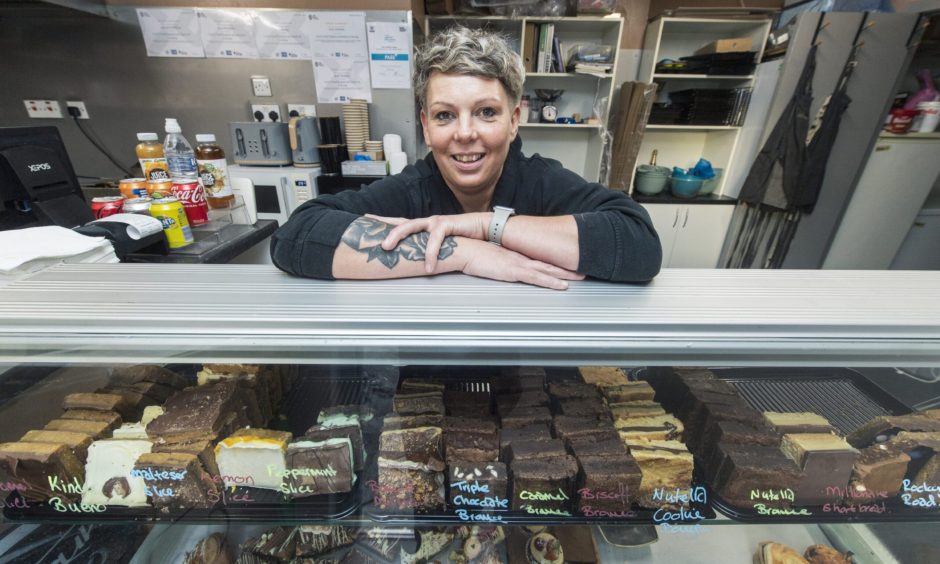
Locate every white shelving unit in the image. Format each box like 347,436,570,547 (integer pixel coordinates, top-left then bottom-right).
426,15,623,182
635,17,771,269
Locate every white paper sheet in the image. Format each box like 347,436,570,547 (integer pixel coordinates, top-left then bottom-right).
198,8,259,59
92,214,163,241
254,10,311,60
137,8,205,58
306,11,372,103
366,21,412,89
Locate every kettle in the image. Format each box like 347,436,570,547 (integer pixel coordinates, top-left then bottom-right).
289,116,321,167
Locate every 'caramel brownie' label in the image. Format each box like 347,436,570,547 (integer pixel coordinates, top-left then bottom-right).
518,489,572,517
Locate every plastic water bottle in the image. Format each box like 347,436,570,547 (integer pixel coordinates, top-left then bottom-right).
163,118,198,182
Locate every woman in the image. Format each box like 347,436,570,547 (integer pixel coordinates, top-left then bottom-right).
271,27,661,289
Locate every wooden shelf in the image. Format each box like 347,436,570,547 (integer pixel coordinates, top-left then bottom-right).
653,74,755,80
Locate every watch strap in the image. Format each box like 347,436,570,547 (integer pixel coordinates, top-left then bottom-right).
487,206,515,246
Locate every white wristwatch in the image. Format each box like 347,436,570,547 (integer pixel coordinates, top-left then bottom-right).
487,205,515,246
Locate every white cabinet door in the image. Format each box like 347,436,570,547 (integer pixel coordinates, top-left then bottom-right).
669,205,735,268
642,204,681,267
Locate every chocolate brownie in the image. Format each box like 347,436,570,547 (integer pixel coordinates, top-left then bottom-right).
499,424,552,461
552,415,617,442
448,460,508,509
710,443,802,508
576,453,642,513
510,455,579,514
500,406,552,429
507,438,567,463
378,426,444,470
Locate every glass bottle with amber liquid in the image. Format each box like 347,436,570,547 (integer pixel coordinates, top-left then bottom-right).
194,134,234,209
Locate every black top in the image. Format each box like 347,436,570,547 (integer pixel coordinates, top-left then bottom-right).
270,137,662,282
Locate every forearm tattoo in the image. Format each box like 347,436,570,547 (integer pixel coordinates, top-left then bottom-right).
341,216,458,270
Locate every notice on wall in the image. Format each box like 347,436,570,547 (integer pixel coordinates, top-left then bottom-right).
366,21,412,89
254,11,311,60
137,8,205,58
306,11,372,103
197,9,259,59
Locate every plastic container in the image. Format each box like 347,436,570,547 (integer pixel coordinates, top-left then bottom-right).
163,118,198,182
698,168,724,196
195,134,235,209
885,108,917,134
916,101,940,133
670,175,704,198
136,133,170,182
634,165,671,195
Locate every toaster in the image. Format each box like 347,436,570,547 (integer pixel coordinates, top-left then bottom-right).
229,122,292,166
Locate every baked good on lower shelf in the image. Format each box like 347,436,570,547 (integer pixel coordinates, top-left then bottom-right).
710,443,802,508
62,392,133,419
81,438,153,507
378,426,445,470
238,526,298,563
183,532,233,564
576,453,642,513
60,409,123,433
847,415,940,448
615,414,684,441
781,433,859,505
527,532,563,564
304,419,365,471
578,366,629,387
400,529,455,564
499,406,552,429
284,438,355,497
146,381,244,444
0,441,85,502
358,527,402,561
755,542,809,564
214,428,292,491
599,381,656,403
763,412,838,435
804,544,853,564
510,455,579,514
625,439,693,507
393,391,445,416
20,430,92,462
133,451,219,510
507,438,567,463
448,460,508,508
375,457,445,511
294,525,356,558
850,443,911,496
499,424,552,461
43,418,113,440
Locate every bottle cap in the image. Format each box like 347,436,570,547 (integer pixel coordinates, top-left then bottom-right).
164,118,181,133
195,134,216,143
137,132,158,142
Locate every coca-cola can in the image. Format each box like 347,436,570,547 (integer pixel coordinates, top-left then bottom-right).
91,196,124,219
170,180,209,226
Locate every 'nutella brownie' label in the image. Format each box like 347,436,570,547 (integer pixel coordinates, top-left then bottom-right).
749,488,812,516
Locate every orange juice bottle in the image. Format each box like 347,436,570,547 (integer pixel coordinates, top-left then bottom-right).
136,133,170,182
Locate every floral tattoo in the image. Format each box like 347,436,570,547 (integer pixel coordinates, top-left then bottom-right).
341,216,458,269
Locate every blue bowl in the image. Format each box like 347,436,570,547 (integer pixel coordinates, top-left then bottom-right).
670,175,704,198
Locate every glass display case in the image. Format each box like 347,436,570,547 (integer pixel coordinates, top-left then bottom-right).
0,264,938,563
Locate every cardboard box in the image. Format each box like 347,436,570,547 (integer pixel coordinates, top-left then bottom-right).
341,160,389,176
694,36,753,55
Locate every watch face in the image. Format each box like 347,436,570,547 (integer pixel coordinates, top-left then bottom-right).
542,105,558,121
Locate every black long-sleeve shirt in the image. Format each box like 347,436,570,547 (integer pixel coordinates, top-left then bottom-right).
270,137,662,282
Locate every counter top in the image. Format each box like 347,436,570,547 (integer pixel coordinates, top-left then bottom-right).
125,220,278,264
633,193,737,205
0,266,938,366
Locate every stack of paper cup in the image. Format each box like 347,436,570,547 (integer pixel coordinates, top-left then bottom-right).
383,134,402,157
917,101,940,133
389,152,408,175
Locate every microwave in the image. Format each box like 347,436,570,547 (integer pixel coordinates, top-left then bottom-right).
227,164,320,224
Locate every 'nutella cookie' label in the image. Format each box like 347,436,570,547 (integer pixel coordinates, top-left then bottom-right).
902,480,940,508
652,486,707,535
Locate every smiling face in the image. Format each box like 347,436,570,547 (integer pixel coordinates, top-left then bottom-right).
420,72,520,210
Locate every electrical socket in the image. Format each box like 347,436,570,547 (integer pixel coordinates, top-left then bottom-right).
24,99,63,118
66,101,89,119
287,104,317,118
250,104,281,122
251,76,272,97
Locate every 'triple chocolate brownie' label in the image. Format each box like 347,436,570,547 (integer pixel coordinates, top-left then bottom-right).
450,480,509,523
749,488,812,516
902,480,940,508
652,487,707,535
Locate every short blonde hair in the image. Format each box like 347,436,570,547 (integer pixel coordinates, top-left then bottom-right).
413,26,525,110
